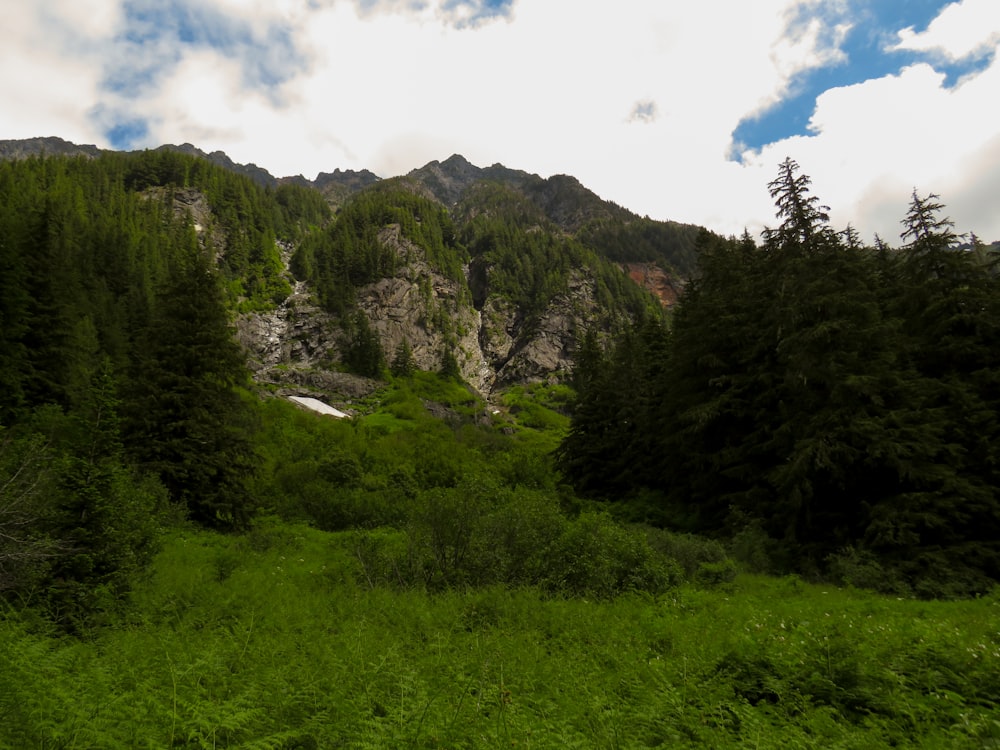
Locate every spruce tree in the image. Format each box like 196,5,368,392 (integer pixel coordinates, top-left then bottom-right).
126,228,258,529
391,339,416,378
48,358,165,624
342,312,385,378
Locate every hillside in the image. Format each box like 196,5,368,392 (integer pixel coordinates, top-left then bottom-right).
3,141,999,600
1,136,702,284
0,138,681,401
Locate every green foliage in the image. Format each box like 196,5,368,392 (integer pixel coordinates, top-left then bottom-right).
557,318,670,499
292,186,466,314
559,160,1000,595
460,191,659,323
115,149,300,311
540,511,681,597
340,311,386,378
500,383,573,434
389,338,416,378
40,364,168,626
437,345,462,381
126,248,258,529
577,214,704,277
0,426,61,594
271,181,332,240
2,528,998,748
644,528,734,583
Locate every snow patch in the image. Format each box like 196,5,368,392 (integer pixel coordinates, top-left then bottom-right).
288,396,349,418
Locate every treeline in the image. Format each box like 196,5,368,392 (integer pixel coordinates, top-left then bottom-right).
0,152,326,625
559,159,1000,597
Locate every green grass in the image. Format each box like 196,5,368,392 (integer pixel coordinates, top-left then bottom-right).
353,372,485,433
3,522,998,748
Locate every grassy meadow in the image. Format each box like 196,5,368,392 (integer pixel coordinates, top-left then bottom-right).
2,519,999,748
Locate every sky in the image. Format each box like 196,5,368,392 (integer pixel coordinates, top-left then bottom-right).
2,0,999,242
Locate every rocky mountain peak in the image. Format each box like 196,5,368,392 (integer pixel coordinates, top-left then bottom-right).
0,135,102,160
155,144,277,187
406,154,488,206
312,167,381,192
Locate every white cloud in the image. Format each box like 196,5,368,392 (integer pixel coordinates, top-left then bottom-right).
751,44,1000,242
893,0,1000,60
0,3,112,143
627,100,658,124
3,0,998,243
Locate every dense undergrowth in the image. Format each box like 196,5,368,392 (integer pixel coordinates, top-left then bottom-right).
2,521,998,748
2,386,999,747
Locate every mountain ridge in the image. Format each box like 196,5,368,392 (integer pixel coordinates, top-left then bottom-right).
0,136,705,275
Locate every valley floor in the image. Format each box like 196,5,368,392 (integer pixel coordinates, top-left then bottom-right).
2,522,999,749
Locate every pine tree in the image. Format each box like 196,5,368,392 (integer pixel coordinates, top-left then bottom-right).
390,339,416,378
865,191,1000,593
438,346,462,381
342,312,385,378
47,358,166,625
126,231,258,529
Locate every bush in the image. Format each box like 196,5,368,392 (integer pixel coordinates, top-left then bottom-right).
644,528,733,583
406,479,495,588
348,529,411,589
729,516,776,574
825,546,908,595
542,512,681,598
471,488,566,585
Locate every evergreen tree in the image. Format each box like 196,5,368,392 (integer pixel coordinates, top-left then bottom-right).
558,319,670,502
863,192,1000,592
46,359,165,625
126,232,258,529
562,161,1000,590
0,425,60,594
557,329,616,496
438,346,462,381
342,312,386,378
391,339,416,378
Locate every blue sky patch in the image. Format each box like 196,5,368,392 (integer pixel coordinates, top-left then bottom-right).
105,118,150,150
442,0,514,26
730,0,985,161
96,0,304,146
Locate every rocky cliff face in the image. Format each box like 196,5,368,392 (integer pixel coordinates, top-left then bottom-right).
0,138,682,400
354,224,490,389
0,136,103,160
237,224,617,400
236,263,381,402
624,262,686,307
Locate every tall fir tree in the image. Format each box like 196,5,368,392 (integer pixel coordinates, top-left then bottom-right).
126,226,258,529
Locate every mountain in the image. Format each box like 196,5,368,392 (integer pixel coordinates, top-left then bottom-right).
406,153,537,206
0,137,696,402
154,143,278,187
0,135,103,160
0,138,704,275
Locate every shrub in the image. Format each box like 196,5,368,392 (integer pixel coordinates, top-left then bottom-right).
471,488,566,585
644,528,733,583
825,546,908,595
541,512,681,598
406,480,495,588
348,528,411,589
